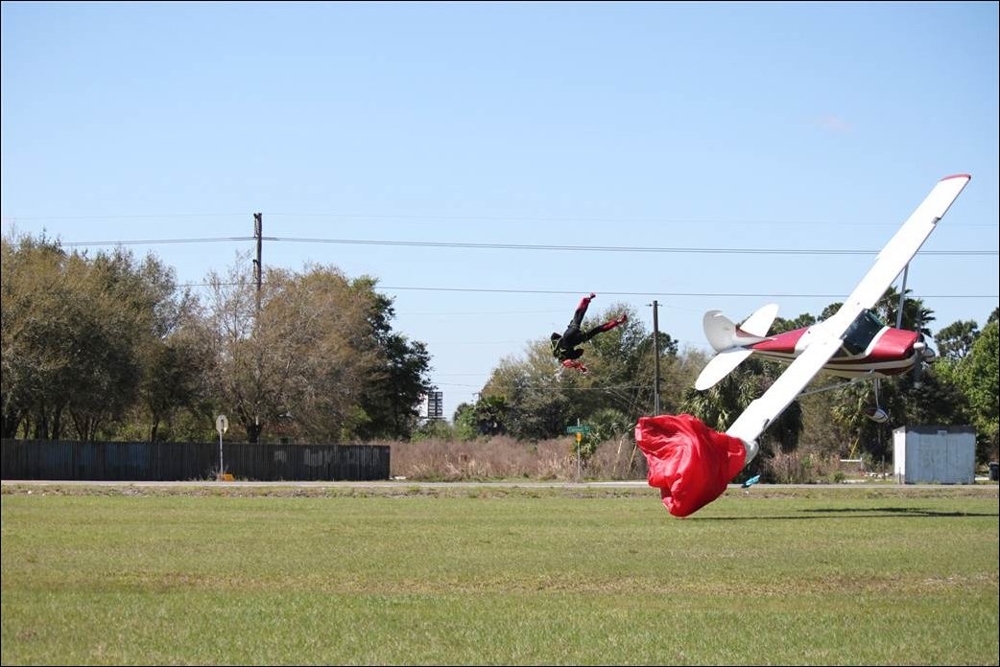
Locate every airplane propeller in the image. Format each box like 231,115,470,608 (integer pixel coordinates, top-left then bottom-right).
912,333,930,388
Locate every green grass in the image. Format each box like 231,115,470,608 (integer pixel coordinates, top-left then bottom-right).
2,483,997,665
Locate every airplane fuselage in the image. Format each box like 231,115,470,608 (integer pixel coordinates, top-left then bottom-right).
747,322,926,379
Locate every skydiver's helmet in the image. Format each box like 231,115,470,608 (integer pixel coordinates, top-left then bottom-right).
550,333,563,358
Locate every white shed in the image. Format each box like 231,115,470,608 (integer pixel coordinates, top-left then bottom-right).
892,425,976,484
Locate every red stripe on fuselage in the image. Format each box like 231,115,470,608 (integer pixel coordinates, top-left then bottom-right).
746,326,920,378
751,328,806,353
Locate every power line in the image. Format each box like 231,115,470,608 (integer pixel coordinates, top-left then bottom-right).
272,237,997,256
368,285,1000,299
179,280,999,299
5,211,998,227
34,235,1000,256
57,236,255,246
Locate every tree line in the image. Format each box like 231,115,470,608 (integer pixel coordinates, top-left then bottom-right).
448,293,998,470
1,234,433,444
2,231,997,471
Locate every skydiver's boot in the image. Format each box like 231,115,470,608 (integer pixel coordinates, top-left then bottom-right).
595,313,627,334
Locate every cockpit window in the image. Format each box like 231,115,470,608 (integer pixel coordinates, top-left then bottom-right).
841,309,886,355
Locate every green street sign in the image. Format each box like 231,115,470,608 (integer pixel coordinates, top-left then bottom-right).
565,425,591,434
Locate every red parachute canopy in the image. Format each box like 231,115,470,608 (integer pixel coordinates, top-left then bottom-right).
634,413,749,518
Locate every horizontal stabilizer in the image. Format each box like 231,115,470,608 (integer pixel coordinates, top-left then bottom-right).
740,303,779,337
695,348,755,391
703,304,778,353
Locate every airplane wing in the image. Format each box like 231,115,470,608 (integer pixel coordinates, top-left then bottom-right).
822,174,971,334
728,174,971,452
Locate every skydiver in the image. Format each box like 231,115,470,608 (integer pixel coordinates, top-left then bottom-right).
550,293,628,373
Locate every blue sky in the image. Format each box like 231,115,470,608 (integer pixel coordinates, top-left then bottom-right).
3,1,998,421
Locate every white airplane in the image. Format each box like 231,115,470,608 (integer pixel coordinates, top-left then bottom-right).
695,300,934,395
713,174,972,466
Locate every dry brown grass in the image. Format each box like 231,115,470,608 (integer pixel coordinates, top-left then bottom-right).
382,437,887,485
383,436,648,481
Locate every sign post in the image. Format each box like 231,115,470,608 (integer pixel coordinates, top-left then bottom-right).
215,414,229,480
565,420,591,482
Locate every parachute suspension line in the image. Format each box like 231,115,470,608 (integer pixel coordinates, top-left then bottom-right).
594,382,648,479
626,377,658,476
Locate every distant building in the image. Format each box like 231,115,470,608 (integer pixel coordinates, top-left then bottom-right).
893,425,976,484
420,391,444,420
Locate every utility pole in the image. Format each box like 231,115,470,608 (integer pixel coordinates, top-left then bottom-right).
253,212,263,315
652,300,662,415
252,212,263,444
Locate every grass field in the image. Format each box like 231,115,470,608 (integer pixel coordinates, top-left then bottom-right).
2,482,998,665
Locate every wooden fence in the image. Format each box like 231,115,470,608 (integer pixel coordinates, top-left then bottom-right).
0,439,390,482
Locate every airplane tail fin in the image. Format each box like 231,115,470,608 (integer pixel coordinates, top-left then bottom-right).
703,304,778,352
695,304,779,391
